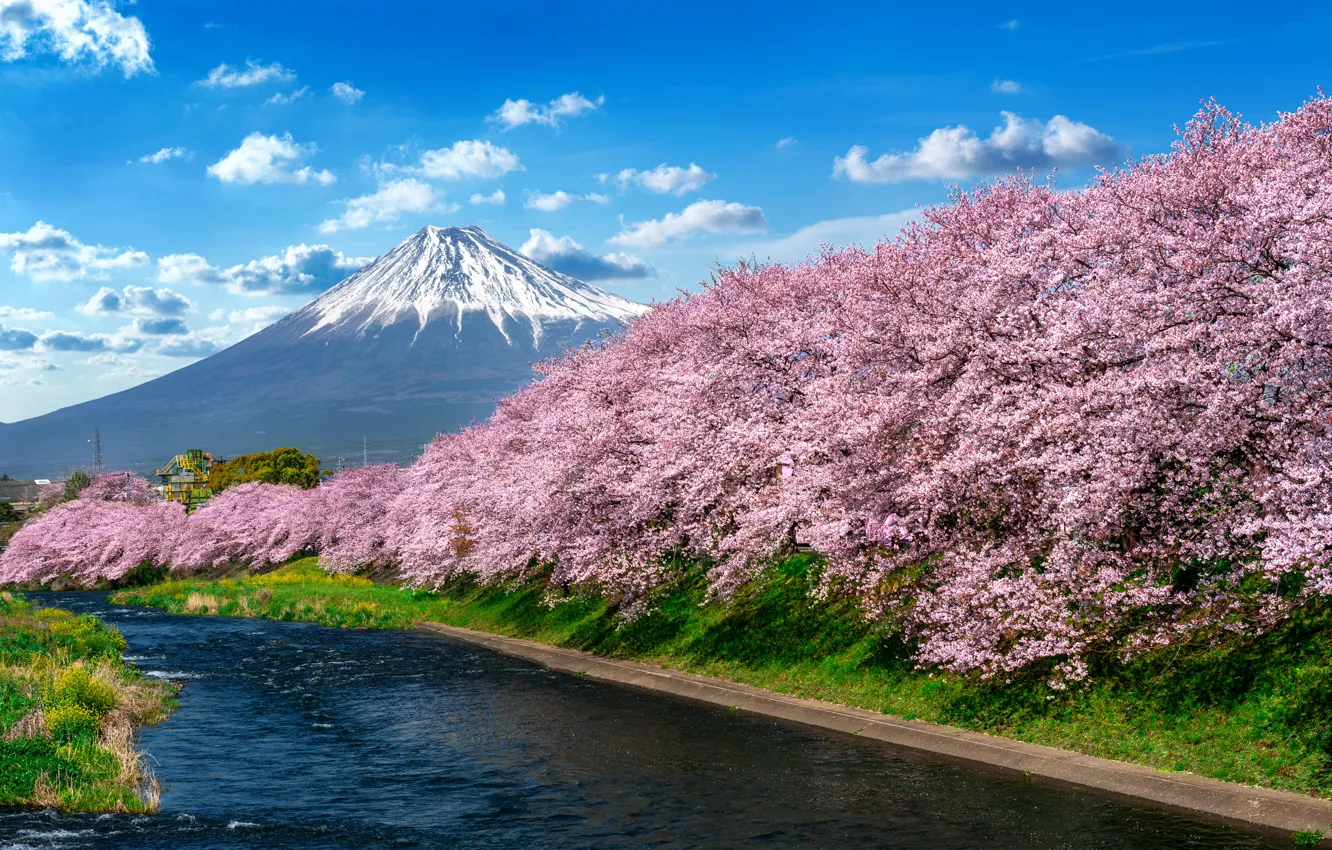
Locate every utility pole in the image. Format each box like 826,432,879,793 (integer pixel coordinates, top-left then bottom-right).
92,428,103,473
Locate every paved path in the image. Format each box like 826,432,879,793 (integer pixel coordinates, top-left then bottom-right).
419,621,1332,838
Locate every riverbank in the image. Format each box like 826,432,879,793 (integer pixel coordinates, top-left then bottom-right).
421,620,1332,837
0,592,177,811
112,559,1332,826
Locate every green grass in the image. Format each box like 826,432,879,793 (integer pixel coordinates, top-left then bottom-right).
113,557,1332,806
0,592,178,812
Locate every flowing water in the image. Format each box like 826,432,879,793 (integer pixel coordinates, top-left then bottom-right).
0,593,1290,849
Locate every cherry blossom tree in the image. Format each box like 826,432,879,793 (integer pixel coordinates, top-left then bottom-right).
171,482,319,570
7,94,1332,682
316,465,403,572
0,503,185,587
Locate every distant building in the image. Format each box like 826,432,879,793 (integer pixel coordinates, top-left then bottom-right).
156,450,216,510
0,479,42,514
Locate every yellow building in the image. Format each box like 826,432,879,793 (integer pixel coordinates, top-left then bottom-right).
156,449,215,510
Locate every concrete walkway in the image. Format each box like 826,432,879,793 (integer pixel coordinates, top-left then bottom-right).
419,620,1332,838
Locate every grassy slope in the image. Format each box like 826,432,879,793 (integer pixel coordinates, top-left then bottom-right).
0,521,22,551
0,593,177,812
113,557,1332,802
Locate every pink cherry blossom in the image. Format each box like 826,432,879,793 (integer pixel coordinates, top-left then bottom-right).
7,95,1332,681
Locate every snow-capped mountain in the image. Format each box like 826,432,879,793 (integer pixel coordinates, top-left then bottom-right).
302,225,644,344
0,226,649,476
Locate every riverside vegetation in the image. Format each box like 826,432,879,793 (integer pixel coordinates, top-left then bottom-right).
10,93,1332,838
0,592,177,811
114,557,1332,809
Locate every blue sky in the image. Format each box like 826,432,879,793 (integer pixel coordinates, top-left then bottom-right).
0,0,1328,421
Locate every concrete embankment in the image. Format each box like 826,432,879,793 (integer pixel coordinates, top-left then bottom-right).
420,621,1332,839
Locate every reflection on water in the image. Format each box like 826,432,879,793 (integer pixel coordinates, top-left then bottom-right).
0,593,1287,849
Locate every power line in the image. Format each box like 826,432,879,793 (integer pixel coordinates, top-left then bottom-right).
92,428,103,473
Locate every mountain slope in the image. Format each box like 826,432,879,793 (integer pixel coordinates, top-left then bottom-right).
0,226,648,476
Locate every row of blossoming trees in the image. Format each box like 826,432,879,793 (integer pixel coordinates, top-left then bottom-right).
6,97,1332,682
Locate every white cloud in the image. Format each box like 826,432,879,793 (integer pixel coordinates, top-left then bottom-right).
0,221,148,281
610,199,767,248
0,0,153,76
226,245,368,292
138,146,190,164
998,19,1020,30
524,190,610,212
775,137,798,149
523,190,575,212
520,229,654,282
77,287,122,313
77,285,193,317
832,112,1124,183
98,363,158,379
0,306,54,321
129,316,188,336
222,305,290,337
411,140,521,181
990,79,1023,94
330,81,364,104
207,132,335,185
154,327,231,358
155,253,224,287
1077,40,1235,63
225,305,289,325
375,141,521,183
83,352,128,365
38,329,141,353
612,163,714,196
0,323,38,350
82,351,157,379
732,210,919,263
489,92,604,130
158,244,371,295
468,189,505,206
225,305,287,323
265,86,309,106
155,339,220,357
198,59,294,88
318,178,451,233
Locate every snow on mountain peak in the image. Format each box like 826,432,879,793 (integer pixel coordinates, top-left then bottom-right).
298,225,648,345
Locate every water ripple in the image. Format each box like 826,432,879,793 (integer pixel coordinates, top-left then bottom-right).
1,591,1292,850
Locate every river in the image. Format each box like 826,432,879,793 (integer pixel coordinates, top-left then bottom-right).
0,593,1288,849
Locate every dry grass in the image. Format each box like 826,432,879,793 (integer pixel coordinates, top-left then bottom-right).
29,774,60,808
91,660,168,801
183,593,220,615
4,708,46,740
